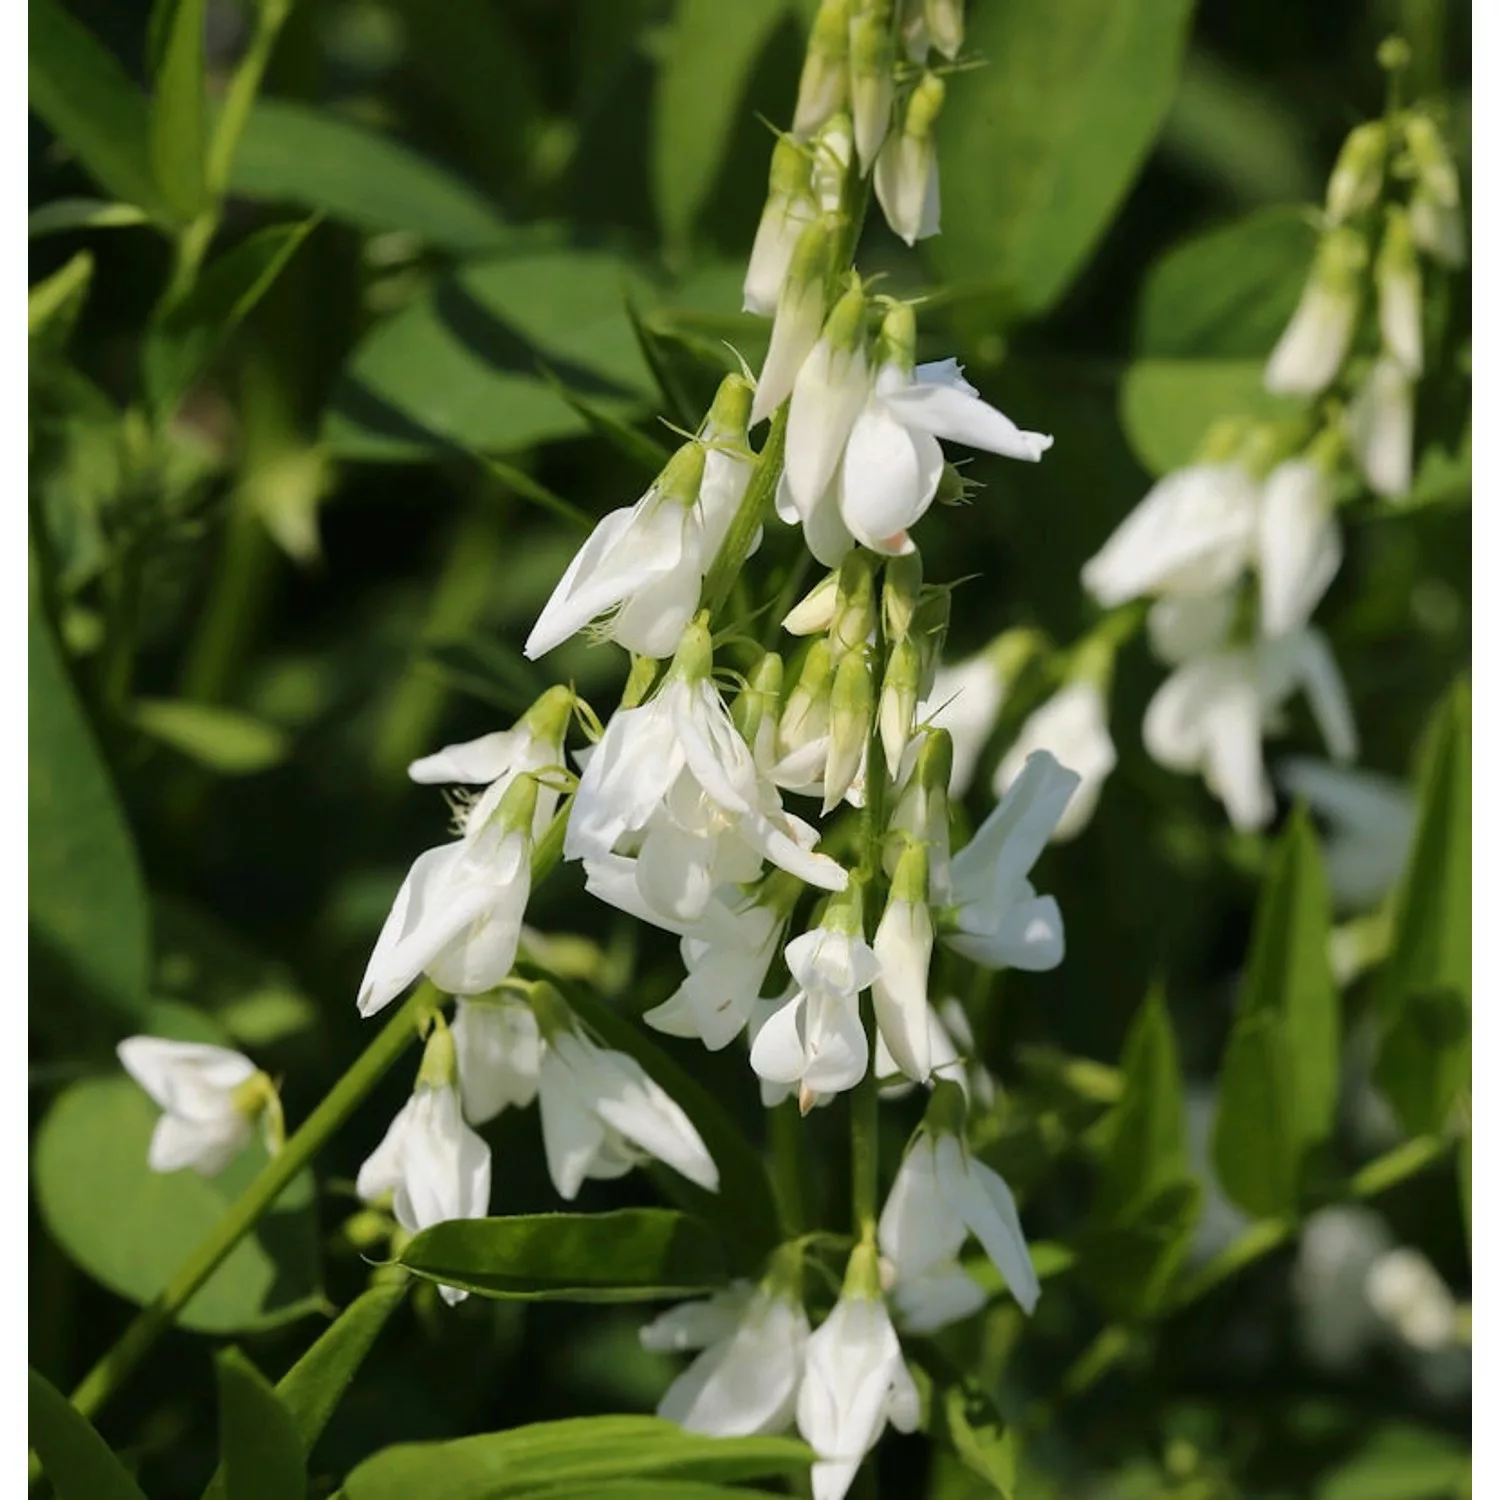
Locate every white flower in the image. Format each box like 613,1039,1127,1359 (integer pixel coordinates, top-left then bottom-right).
1143,630,1357,831
1376,210,1423,377
1081,463,1259,609
792,0,850,139
1366,1248,1460,1351
644,893,786,1051
993,681,1116,842
537,1029,719,1199
849,11,894,171
918,654,1006,797
1264,228,1365,397
358,815,533,1017
641,1281,810,1437
356,1072,491,1306
753,216,836,426
745,137,817,316
525,443,707,660
1293,1205,1394,1370
451,996,542,1125
1403,114,1466,268
1146,589,1238,665
871,845,937,1084
797,1289,920,1500
1346,355,1414,499
873,997,997,1108
750,923,881,1109
873,72,943,246
1257,458,1341,638
1276,758,1415,912
878,1132,1040,1330
566,646,847,928
117,1038,261,1176
944,751,1077,972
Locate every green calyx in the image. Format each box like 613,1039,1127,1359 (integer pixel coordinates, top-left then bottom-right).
658,440,708,508
905,72,946,140
669,613,716,685
876,301,917,375
705,372,754,443
416,1013,458,1091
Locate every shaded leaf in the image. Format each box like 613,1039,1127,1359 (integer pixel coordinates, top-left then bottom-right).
29,198,152,238
28,1366,148,1500
398,1209,731,1301
29,250,94,350
343,1417,812,1500
540,364,673,473
1076,1178,1202,1320
29,602,150,1019
148,0,208,222
1313,1424,1469,1500
931,0,1197,316
134,698,291,775
215,1348,307,1500
1376,986,1470,1138
913,1353,1017,1498
33,1076,322,1334
1212,1010,1300,1218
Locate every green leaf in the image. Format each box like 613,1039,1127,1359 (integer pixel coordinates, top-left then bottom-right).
202,1281,409,1500
930,0,1197,317
1093,987,1188,1222
1239,807,1340,1147
1211,1010,1300,1218
1135,207,1318,358
29,250,94,349
1459,1131,1471,1253
134,698,291,775
499,1487,788,1500
33,1076,322,1334
1313,1424,1469,1500
29,603,150,1020
1076,1178,1202,1320
1120,357,1299,475
343,1417,812,1500
148,0,209,222
29,0,174,223
397,1209,730,1301
325,250,659,461
215,1349,307,1500
144,218,318,414
29,198,151,237
914,1357,1017,1498
651,0,789,251
539,365,673,474
28,1366,149,1500
230,98,510,251
1376,986,1470,1139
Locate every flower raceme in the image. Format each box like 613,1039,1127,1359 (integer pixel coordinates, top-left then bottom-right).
118,1037,276,1176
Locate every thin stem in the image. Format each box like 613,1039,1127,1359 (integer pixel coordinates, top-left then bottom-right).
206,0,293,198
703,406,789,619
771,1099,807,1236
64,984,435,1423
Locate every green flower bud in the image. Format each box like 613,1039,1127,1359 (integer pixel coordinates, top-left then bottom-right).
882,550,923,640
824,647,874,811
794,0,852,137
831,549,879,655
1326,120,1387,222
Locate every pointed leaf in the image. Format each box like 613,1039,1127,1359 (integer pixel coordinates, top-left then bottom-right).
1376,985,1470,1138
29,0,174,223
539,365,672,474
911,1351,1017,1498
144,218,318,414
29,602,150,1019
1241,806,1340,1147
343,1418,812,1500
1093,986,1188,1222
397,1209,730,1302
215,1349,306,1500
148,0,209,222
29,198,150,237
29,250,94,351
1212,1009,1300,1218
1076,1178,1202,1320
28,1367,149,1500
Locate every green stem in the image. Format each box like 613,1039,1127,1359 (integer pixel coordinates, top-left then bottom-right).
65,984,434,1424
206,0,293,198
771,1099,807,1236
703,406,788,619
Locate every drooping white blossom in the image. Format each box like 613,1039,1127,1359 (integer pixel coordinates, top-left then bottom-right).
451,995,542,1125
993,681,1116,843
871,844,938,1084
944,751,1078,972
848,8,895,172
745,137,818,316
641,1280,810,1437
1264,228,1366,397
1324,120,1386,223
117,1037,264,1176
1376,208,1424,377
1346,354,1414,499
696,374,758,563
753,215,838,426
1402,113,1467,269
1257,457,1341,638
873,72,943,246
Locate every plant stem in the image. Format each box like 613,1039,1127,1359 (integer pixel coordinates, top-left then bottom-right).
770,1100,807,1236
64,984,434,1424
703,406,789,619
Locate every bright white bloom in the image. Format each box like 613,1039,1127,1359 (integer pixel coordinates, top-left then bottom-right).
944,751,1077,972
1264,228,1365,396
919,654,1006,797
1293,1205,1394,1370
871,845,937,1084
538,1028,719,1198
525,443,708,660
879,1131,1040,1330
117,1038,261,1176
1146,589,1239,666
753,216,836,426
357,1047,491,1306
645,892,786,1051
873,72,943,245
798,1283,920,1500
994,681,1117,842
1258,458,1341,637
750,919,881,1109
1144,630,1357,831
451,996,542,1125
1366,1248,1461,1351
876,997,997,1108
1277,758,1415,911
641,1281,810,1436
1346,355,1414,498
1082,463,1259,608
566,638,846,928
745,138,817,316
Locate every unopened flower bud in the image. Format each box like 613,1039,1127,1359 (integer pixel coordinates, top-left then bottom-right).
1264,227,1367,397
850,3,896,172
874,72,944,246
886,728,952,894
667,610,716,685
925,0,964,60
1345,354,1413,498
830,549,878,654
784,572,841,635
732,651,785,766
752,214,839,424
1402,115,1466,267
744,137,817,315
794,0,852,138
1376,208,1423,376
879,635,922,770
811,112,856,215
882,551,923,641
778,638,836,758
875,300,918,376
1325,120,1387,222
416,1015,459,1091
897,0,929,61
824,647,874,810
872,842,936,1081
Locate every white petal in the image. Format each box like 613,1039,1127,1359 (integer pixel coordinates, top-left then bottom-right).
1346,356,1413,498
919,655,1007,796
884,379,1052,462
891,1262,987,1333
871,900,935,1082
640,1285,749,1352
1286,630,1359,764
538,1051,609,1201
147,1110,251,1176
634,822,719,926
749,991,812,1086
950,751,1079,904
408,728,526,785
392,1084,492,1232
357,1097,414,1204
800,988,871,1096
452,999,541,1124
937,1137,1040,1314
753,280,825,426
1146,591,1236,665
1265,278,1357,397
991,682,1116,843
786,341,871,521
582,852,694,935
118,1038,256,1118
1259,460,1341,637
946,891,1064,972
523,506,640,659
878,1138,966,1277
839,400,943,550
